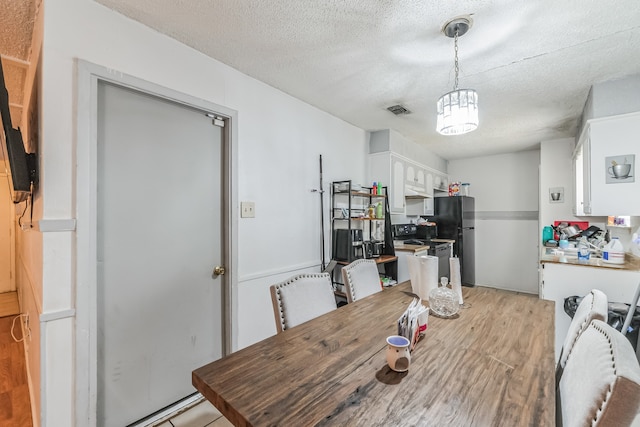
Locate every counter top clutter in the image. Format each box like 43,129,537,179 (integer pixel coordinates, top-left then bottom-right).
193,282,555,426
540,251,640,271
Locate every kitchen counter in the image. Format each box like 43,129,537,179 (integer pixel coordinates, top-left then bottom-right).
430,238,455,244
539,252,640,271
394,243,429,253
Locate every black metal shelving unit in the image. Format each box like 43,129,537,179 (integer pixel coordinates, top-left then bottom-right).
329,180,397,301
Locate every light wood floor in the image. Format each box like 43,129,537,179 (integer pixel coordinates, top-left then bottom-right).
0,315,32,426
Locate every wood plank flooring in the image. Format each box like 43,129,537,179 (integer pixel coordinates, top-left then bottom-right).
0,315,32,427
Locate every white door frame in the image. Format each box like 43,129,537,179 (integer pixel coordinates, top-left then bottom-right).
75,60,238,426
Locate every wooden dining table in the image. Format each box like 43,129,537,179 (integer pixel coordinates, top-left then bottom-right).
192,282,555,426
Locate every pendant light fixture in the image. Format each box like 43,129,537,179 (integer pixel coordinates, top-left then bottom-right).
436,17,478,136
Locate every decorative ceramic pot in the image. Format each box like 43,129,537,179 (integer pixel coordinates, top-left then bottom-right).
386,335,411,372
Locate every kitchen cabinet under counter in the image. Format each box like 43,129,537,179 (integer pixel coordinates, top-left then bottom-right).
539,255,640,362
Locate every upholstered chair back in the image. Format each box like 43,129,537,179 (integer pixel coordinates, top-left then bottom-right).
270,273,337,333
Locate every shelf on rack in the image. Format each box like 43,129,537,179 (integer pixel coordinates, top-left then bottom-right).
336,255,397,266
334,190,387,198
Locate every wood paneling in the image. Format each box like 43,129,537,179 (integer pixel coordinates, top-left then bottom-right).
193,283,555,426
0,293,19,318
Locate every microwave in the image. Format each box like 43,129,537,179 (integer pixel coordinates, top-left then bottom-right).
416,224,438,240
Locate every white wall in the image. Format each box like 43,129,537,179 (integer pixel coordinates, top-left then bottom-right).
539,137,607,232
448,151,540,294
42,0,370,425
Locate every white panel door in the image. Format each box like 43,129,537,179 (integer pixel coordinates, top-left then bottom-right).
96,82,224,426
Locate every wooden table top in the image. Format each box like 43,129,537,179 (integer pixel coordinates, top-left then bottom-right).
193,282,555,426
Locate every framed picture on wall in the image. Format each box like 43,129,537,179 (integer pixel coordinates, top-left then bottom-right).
549,187,564,203
605,155,634,184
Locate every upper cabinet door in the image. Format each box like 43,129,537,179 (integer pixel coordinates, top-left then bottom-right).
405,163,416,187
587,112,640,216
390,157,405,213
426,172,434,197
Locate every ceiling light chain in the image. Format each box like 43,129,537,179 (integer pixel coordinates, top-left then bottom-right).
453,30,459,91
436,16,479,136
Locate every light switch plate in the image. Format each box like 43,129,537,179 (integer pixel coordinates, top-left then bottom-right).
241,201,255,218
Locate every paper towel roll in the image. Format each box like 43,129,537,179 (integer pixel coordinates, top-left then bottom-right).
449,257,464,304
407,255,439,301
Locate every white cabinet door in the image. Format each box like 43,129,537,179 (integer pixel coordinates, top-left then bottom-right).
425,172,434,197
390,156,405,213
405,163,416,188
588,112,640,215
572,128,590,215
405,161,427,195
416,168,426,193
582,135,592,214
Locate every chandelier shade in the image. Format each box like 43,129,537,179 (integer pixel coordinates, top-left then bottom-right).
436,88,478,135
436,17,478,136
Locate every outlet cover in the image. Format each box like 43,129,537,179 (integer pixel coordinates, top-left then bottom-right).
241,201,255,218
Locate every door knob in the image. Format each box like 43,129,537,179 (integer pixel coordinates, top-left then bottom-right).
213,266,226,276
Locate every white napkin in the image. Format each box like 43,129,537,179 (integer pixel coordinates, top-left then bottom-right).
407,255,439,301
449,257,464,304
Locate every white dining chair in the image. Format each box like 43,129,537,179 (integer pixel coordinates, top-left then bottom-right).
269,273,337,333
558,289,608,371
341,259,382,303
558,319,640,427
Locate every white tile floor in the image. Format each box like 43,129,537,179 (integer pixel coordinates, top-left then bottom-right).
155,398,233,427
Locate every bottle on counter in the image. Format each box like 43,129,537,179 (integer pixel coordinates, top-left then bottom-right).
577,237,590,261
542,226,553,245
602,237,625,264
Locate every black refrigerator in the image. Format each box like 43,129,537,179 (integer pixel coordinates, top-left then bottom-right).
433,196,475,286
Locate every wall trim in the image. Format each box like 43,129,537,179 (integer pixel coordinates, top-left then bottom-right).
238,261,321,282
475,211,538,221
37,219,77,232
40,309,76,323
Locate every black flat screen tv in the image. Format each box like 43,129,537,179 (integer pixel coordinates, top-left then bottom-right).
0,58,37,204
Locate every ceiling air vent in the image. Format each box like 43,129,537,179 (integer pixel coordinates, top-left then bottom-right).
386,104,411,115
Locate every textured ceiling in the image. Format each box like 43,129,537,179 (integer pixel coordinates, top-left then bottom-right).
4,1,640,162
93,0,640,160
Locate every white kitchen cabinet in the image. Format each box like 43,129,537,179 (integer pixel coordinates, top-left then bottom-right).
433,172,449,192
369,152,405,214
540,262,640,362
425,172,434,197
369,152,444,215
574,112,640,216
405,160,428,196
572,129,591,215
